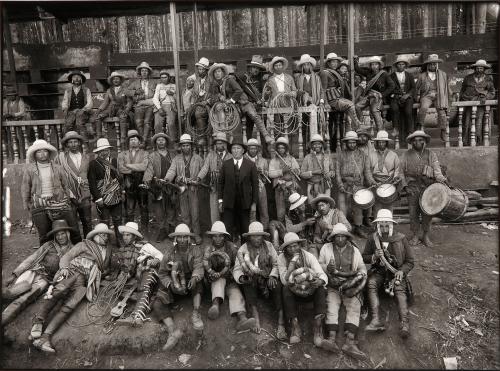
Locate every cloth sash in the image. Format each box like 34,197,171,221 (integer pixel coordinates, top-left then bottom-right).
83,240,107,302
365,70,385,93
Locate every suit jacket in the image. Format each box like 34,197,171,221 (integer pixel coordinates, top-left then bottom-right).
389,71,416,98
218,157,258,210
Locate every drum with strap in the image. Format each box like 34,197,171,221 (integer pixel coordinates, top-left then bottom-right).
419,182,469,221
353,188,375,210
375,183,398,205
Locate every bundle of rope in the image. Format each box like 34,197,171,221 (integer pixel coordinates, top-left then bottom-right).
326,264,367,298
268,93,301,135
203,250,231,278
288,266,318,297
186,102,213,138
209,102,240,133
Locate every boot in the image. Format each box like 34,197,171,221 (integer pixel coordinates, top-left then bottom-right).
3,286,43,326
365,289,385,332
347,106,363,131
289,318,301,344
313,314,327,349
396,292,410,339
321,330,340,353
2,281,32,301
422,233,433,248
342,331,367,361
207,300,220,320
44,310,71,338
235,312,256,331
143,123,151,149
33,335,56,353
191,309,204,331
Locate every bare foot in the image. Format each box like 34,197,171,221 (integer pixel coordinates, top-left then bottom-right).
251,308,261,334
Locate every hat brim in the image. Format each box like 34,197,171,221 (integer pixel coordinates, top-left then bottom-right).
68,72,87,83
118,225,144,239
311,196,336,209
247,63,267,70
107,75,126,84
169,232,196,238
242,231,270,238
46,226,75,238
423,59,443,64
136,66,153,73
195,63,210,69
205,230,231,237
228,142,247,153
289,196,308,211
280,238,306,251
86,228,114,240
341,137,360,142
246,141,261,148
393,60,410,66
274,141,289,150
298,59,317,68
329,231,353,240
93,144,113,153
208,64,229,80
325,57,343,63
406,133,431,144
270,58,288,73
127,134,143,142
27,144,58,162
61,134,84,145
373,137,393,142
152,133,171,144
372,217,398,224
472,63,491,69
356,131,372,139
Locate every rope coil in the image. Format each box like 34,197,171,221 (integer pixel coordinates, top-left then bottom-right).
209,102,240,133
268,93,301,135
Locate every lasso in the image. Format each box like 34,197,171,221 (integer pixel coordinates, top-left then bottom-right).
186,102,213,138
268,93,301,135
209,102,240,133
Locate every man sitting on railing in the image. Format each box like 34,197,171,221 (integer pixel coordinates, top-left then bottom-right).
3,85,30,159
459,59,496,146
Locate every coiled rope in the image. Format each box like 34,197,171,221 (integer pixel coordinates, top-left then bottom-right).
186,102,213,138
209,102,240,133
268,93,301,135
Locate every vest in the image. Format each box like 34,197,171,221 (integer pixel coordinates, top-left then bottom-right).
332,244,354,273
69,88,86,110
302,76,312,95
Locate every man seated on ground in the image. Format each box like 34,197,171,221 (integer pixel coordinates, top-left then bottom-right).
152,224,204,351
202,221,256,331
233,222,286,340
312,194,351,244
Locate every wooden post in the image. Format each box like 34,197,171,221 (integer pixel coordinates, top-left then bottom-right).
193,3,199,62
115,121,121,153
55,124,62,151
117,16,128,53
395,4,403,39
298,114,304,161
267,8,276,47
3,8,17,89
10,127,19,164
251,8,258,47
458,107,464,147
423,4,430,37
319,4,327,71
470,105,477,146
477,3,487,33
216,10,224,49
354,4,360,42
267,112,275,158
170,2,183,133
445,112,450,148
483,105,491,146
447,4,453,36
144,15,152,51
2,129,8,165
348,3,355,102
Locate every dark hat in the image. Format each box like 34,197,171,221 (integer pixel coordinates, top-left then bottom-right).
67,70,87,83
228,134,247,153
127,129,143,142
46,219,75,238
151,132,171,145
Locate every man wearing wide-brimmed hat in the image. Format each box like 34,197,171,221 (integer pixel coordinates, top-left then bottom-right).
2,220,74,329
269,136,301,223
234,222,286,339
355,128,375,157
118,130,150,231
61,70,94,142
22,140,82,246
262,56,297,102
459,59,496,146
202,221,256,331
354,55,396,132
295,54,323,106
236,55,268,107
318,223,367,360
399,130,447,248
362,209,415,338
335,131,377,238
277,232,329,348
300,134,335,203
197,131,233,225
187,57,211,148
415,54,449,140
54,131,92,237
182,74,196,119
143,132,177,242
152,69,177,140
88,138,124,243
245,138,270,230
90,71,132,149
165,133,204,244
389,56,416,143
32,223,113,353
2,84,27,121
152,223,204,350
312,193,351,243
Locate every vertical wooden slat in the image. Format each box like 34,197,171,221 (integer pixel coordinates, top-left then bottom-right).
483,105,490,146
144,15,151,50
477,3,487,34
55,124,62,151
267,113,275,158
242,116,247,144
2,129,9,165
216,10,224,49
395,4,403,39
44,124,50,143
354,4,360,42
423,4,430,37
445,112,450,148
470,105,477,146
117,16,128,52
267,8,276,47
319,4,326,71
298,114,304,161
193,3,199,61
33,126,39,140
335,116,341,152
447,4,453,36
21,125,29,158
3,8,17,89
115,121,121,153
348,3,355,102
170,2,183,134
228,10,234,48
10,127,19,164
458,107,464,147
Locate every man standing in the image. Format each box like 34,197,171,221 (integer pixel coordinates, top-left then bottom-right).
218,136,258,242
143,133,177,242
197,132,232,225
152,69,177,140
22,140,81,245
190,57,211,148
400,130,447,247
165,134,204,245
263,56,297,101
354,56,396,132
118,130,149,232
459,59,496,145
182,74,196,122
55,131,93,238
389,56,416,142
295,54,323,106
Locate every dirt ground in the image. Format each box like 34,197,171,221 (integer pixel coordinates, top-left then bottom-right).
1,222,499,370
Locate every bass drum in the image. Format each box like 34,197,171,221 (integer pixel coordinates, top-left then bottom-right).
375,183,398,204
419,182,469,221
353,188,375,209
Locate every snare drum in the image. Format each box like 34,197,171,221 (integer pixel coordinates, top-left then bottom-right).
353,188,375,209
375,183,398,204
420,183,469,221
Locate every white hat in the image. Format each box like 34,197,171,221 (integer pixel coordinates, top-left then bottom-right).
246,138,261,148
205,221,231,237
247,55,267,70
86,223,114,240
269,56,289,74
289,192,308,211
136,61,153,73
393,55,410,66
372,209,397,224
325,53,343,63
26,139,58,163
242,221,270,237
179,133,194,144
208,63,229,80
297,54,317,68
212,131,229,144
423,54,443,64
274,136,290,149
367,56,384,67
107,71,126,84
169,223,196,238
195,57,210,69
93,138,113,153
342,131,359,142
330,223,353,239
187,74,196,81
118,222,143,239
309,133,324,144
311,194,336,209
339,59,350,67
280,232,306,251
471,59,491,69
373,130,393,142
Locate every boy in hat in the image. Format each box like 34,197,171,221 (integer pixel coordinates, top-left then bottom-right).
389,57,416,142
88,138,124,244
165,133,204,244
269,137,301,223
318,223,367,360
118,130,150,232
234,222,286,340
32,223,113,353
61,70,94,142
278,232,329,348
152,223,204,350
415,54,449,140
197,132,233,225
22,140,82,245
143,132,177,242
90,71,132,150
362,209,415,338
55,131,92,237
335,131,377,238
300,134,335,203
2,85,27,121
354,55,396,132
245,138,270,230
312,194,351,242
203,221,256,330
153,69,177,140
459,59,496,145
400,130,447,247
2,220,74,328
126,61,157,144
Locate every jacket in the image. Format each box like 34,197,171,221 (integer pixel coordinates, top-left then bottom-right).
218,157,259,210
368,149,401,183
362,232,415,275
3,97,27,119
233,241,279,283
117,149,149,175
87,157,122,202
400,148,446,189
157,244,204,288
459,73,496,101
415,70,449,109
152,83,176,111
245,153,269,188
197,150,232,181
354,62,396,100
13,240,72,279
300,152,335,184
61,86,93,112
54,151,91,201
389,71,416,98
269,154,300,188
295,72,323,105
98,86,133,112
207,76,248,105
315,208,352,234
59,240,112,277
335,148,376,190
165,153,204,183
278,249,328,286
126,79,157,106
318,241,366,276
143,150,174,182
263,73,297,101
319,69,350,100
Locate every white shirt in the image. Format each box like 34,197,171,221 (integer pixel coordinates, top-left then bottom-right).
234,158,242,169
216,150,226,160
396,71,406,84
141,80,149,92
275,74,285,92
114,86,121,95
247,155,257,163
72,86,82,95
427,71,436,81
69,151,82,169
304,74,311,82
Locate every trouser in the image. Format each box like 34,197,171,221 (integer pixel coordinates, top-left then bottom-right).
463,106,486,145
355,91,384,131
209,191,221,226
338,191,363,226
31,207,82,245
325,287,361,334
96,201,122,242
64,110,92,141
126,268,158,319
407,189,432,235
154,104,177,140
275,186,288,223
2,273,48,326
330,98,362,131
417,95,447,130
282,285,327,320
390,97,414,140
223,205,250,241
153,194,176,230
73,197,93,238
241,280,283,311
91,104,129,148
179,186,200,236
134,105,154,144
193,105,209,147
210,278,246,315
125,187,149,226
240,102,272,143
367,271,409,321
250,184,269,230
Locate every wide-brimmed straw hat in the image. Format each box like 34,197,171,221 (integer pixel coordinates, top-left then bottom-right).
169,223,196,238
366,56,384,68
136,61,153,74
406,130,431,144
94,138,113,153
471,59,491,69
297,54,317,68
269,56,288,74
373,130,393,142
309,133,324,144
289,192,308,211
274,136,289,150
159,69,170,78
242,221,270,238
195,57,210,69
325,53,343,63
61,131,84,146
179,133,194,144
118,221,144,239
205,221,231,237
127,129,142,142
46,219,75,238
26,140,58,162
342,131,359,142
246,138,261,148
247,55,267,70
86,223,114,240
372,209,398,224
213,132,229,144
208,63,229,80
280,232,306,252
311,194,336,209
67,70,87,83
393,55,410,66
423,54,443,65
151,132,171,145
329,223,353,239
107,71,126,84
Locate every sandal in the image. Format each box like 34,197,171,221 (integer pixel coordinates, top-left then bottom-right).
33,337,56,353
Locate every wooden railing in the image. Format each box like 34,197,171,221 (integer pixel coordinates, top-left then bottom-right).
452,100,497,147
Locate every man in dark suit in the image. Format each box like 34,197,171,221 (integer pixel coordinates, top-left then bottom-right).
389,56,416,144
218,136,259,243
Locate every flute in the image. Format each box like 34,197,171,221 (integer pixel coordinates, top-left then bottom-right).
275,152,301,182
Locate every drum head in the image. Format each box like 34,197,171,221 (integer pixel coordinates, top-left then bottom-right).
353,189,374,205
420,183,449,215
376,184,396,198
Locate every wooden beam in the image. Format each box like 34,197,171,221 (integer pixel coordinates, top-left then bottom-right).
117,16,128,53
169,2,183,132
3,7,17,88
193,2,199,62
354,4,360,42
216,10,224,49
251,8,258,47
348,3,355,102
395,4,403,39
423,4,430,37
144,15,151,50
319,4,326,71
447,4,453,36
266,8,276,47
478,3,487,33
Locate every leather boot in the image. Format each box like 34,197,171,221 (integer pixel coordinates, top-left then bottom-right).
162,317,183,351
365,289,385,332
321,330,340,353
2,281,32,301
342,331,367,361
396,292,410,339
313,315,324,347
207,300,220,320
347,106,363,131
2,286,43,326
422,233,433,248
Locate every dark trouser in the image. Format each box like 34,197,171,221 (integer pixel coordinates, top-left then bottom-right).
154,104,177,140
134,105,154,143
282,285,327,320
407,187,432,235
90,104,129,147
223,203,250,241
463,106,486,146
31,207,82,245
179,187,200,236
96,201,122,241
65,110,92,141
152,193,176,230
239,102,272,143
193,105,209,147
73,197,93,238
355,91,384,131
125,187,149,226
367,271,409,321
390,97,414,141
241,279,283,311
